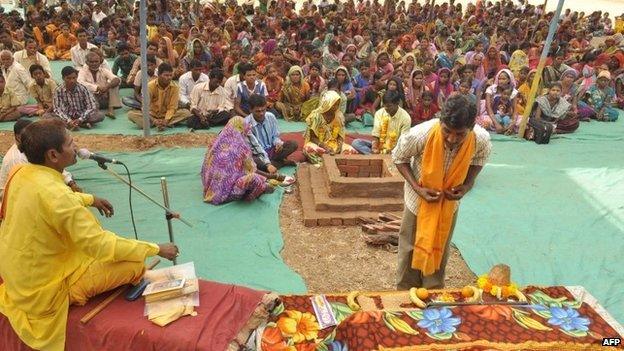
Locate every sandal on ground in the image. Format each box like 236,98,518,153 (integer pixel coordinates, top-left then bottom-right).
106,112,116,119
280,176,296,186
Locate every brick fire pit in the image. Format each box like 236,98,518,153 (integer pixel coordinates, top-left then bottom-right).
297,154,404,227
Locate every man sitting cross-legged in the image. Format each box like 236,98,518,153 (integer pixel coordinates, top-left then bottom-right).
351,90,412,155
244,94,298,172
121,54,158,110
0,74,30,121
178,59,209,109
77,51,121,119
187,68,233,130
28,64,57,117
52,66,105,130
0,118,179,351
127,63,191,131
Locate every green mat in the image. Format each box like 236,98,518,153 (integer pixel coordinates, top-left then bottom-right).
64,147,307,293
0,59,373,135
454,116,624,324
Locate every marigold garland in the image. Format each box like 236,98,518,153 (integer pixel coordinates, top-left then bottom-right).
477,274,518,299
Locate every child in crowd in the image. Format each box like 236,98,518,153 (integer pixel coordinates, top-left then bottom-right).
411,90,439,126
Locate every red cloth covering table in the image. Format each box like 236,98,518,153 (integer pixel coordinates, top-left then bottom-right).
0,280,266,351
261,286,624,351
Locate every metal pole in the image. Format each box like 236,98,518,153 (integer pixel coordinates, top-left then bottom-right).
139,0,151,137
160,177,177,265
517,0,564,138
102,166,193,227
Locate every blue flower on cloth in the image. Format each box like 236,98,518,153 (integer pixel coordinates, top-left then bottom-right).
330,341,348,351
417,307,461,335
547,307,590,332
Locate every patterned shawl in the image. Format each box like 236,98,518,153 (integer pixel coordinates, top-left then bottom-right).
201,117,267,205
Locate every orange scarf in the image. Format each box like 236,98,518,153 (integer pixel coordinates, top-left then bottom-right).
412,122,475,275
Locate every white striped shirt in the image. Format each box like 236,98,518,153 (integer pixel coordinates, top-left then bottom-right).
392,119,492,214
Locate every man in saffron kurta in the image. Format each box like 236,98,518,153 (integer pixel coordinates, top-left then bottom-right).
0,119,179,350
392,94,491,290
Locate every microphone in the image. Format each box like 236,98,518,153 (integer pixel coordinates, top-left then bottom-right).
77,148,120,165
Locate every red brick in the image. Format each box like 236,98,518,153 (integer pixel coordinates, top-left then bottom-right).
330,218,343,225
335,158,347,165
347,159,371,166
304,218,317,227
359,165,376,173
318,218,332,226
347,172,358,177
358,171,370,177
343,218,357,226
340,172,347,176
370,159,384,168
370,172,381,177
339,165,359,174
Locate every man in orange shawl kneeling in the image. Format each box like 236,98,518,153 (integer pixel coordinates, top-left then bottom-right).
392,94,492,290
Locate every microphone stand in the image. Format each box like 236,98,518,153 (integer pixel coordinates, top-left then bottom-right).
96,161,193,227
160,177,177,265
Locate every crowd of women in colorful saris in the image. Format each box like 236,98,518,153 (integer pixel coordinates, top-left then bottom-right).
2,0,623,204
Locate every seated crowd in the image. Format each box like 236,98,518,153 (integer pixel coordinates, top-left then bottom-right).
0,0,621,204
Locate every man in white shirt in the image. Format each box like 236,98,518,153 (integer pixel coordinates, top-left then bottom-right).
0,119,79,201
0,50,32,105
71,28,97,70
392,95,491,290
178,60,208,108
13,39,52,78
77,52,121,118
92,3,108,25
188,68,233,129
223,71,241,106
121,54,158,110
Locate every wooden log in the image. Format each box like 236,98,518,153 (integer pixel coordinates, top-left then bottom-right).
357,216,376,225
80,258,161,324
362,224,379,234
379,212,401,222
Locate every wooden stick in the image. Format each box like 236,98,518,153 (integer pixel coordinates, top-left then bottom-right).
80,258,161,324
379,212,401,222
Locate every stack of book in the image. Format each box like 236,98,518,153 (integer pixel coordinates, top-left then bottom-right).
143,277,200,303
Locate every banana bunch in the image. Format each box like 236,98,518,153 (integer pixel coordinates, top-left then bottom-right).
347,291,361,311
408,288,427,308
514,289,528,303
464,286,482,303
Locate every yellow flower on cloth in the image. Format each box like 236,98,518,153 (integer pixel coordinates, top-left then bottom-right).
277,310,320,343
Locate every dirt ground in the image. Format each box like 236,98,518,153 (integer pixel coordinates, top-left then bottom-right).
279,185,477,293
0,130,476,293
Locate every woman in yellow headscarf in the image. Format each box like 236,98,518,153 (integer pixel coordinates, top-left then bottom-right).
508,49,529,78
303,91,356,164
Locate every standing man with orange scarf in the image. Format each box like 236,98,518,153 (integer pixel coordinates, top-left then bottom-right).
393,94,491,290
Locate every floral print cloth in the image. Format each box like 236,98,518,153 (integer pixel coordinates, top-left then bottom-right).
261,286,622,351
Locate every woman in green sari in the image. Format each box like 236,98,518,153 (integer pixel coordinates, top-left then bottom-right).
276,66,311,122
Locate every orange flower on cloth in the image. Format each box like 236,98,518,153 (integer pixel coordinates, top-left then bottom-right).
295,343,317,351
262,326,294,351
466,305,513,321
277,310,321,344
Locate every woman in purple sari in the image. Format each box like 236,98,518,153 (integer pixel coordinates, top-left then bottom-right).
201,116,269,205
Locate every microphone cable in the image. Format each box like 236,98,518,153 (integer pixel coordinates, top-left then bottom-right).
119,162,139,241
